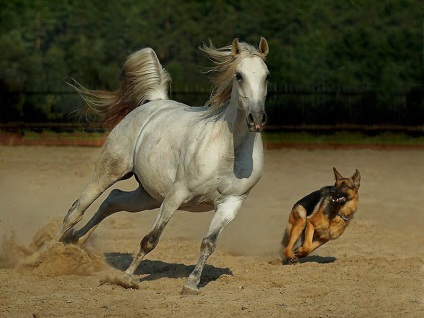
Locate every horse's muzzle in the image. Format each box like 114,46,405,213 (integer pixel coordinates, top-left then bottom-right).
247,111,267,132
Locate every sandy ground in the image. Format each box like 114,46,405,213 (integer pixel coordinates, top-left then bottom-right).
0,145,423,317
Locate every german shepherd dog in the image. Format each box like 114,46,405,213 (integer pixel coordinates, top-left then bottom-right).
281,168,361,264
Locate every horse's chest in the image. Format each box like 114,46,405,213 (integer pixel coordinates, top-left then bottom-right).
188,141,263,196
191,169,260,200
218,157,263,194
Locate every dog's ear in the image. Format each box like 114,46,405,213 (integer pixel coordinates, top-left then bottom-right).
352,169,361,189
333,167,343,180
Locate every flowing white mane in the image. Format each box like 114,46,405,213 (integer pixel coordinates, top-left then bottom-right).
200,40,268,111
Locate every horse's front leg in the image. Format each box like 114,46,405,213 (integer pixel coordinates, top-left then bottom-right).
181,196,245,295
120,187,187,285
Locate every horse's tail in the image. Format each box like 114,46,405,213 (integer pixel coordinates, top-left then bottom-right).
73,48,171,128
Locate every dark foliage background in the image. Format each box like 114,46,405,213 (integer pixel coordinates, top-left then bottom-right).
1,0,424,126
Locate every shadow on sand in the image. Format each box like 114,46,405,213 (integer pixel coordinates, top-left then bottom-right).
298,255,337,264
104,252,232,288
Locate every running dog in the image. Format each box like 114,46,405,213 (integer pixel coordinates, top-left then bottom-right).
281,167,361,264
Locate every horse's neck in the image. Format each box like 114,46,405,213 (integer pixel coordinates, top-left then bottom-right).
221,100,262,152
216,101,262,179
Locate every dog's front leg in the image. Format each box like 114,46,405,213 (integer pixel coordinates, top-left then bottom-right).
295,221,315,258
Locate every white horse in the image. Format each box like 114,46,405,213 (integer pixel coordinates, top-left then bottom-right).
56,37,270,294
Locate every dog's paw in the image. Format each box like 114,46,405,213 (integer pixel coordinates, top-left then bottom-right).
294,247,309,258
287,257,299,265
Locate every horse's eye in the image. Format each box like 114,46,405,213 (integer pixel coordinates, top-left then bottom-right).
235,72,242,81
266,73,271,81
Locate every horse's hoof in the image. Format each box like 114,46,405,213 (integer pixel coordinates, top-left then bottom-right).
61,229,78,244
181,283,199,295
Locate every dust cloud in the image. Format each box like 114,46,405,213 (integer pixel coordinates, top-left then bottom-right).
0,218,104,276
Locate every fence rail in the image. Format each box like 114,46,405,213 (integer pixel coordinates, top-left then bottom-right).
1,85,424,126
1,122,424,134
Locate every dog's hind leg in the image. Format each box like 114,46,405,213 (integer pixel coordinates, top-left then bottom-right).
296,236,328,258
280,228,291,264
294,221,330,258
282,207,306,264
293,221,315,258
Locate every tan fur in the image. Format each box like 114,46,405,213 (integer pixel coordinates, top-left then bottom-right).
281,168,361,264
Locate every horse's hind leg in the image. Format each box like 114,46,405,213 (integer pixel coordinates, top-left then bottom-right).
181,196,244,295
56,147,132,242
73,186,160,245
120,187,188,283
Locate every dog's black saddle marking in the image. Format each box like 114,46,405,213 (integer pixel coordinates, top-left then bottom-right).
294,186,334,217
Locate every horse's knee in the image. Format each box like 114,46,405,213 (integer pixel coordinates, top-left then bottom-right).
201,237,216,255
140,232,159,254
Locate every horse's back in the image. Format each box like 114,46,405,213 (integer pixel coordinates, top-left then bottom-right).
109,100,207,200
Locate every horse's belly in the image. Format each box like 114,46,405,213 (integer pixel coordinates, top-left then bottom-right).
131,110,187,200
180,202,214,212
133,157,178,201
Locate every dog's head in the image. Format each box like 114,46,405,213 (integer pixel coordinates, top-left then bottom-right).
332,167,361,202
326,186,346,204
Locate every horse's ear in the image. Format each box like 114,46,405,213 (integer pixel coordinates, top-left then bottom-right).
258,37,269,56
231,38,241,57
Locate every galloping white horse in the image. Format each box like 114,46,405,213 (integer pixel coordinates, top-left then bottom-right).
56,37,270,294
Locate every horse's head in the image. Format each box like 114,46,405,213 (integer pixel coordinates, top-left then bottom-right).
232,37,269,133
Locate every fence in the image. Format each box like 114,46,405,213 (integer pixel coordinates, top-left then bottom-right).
1,85,424,129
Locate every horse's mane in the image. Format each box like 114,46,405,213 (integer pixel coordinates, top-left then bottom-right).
200,40,267,112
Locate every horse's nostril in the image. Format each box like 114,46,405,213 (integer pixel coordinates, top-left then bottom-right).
262,112,267,125
247,113,255,124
